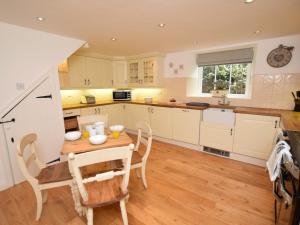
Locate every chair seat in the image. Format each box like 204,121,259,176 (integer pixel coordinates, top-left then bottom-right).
36,161,72,184
82,176,128,208
132,151,143,165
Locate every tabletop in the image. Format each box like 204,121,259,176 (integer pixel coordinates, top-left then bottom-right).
61,132,133,155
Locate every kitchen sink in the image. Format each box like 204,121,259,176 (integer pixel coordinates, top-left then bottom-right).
203,108,235,125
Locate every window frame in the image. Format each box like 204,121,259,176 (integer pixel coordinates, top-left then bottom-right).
198,63,252,99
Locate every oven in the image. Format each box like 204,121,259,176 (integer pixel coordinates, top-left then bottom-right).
272,130,300,225
113,90,131,101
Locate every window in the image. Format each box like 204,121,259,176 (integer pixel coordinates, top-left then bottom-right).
199,63,251,97
195,47,254,98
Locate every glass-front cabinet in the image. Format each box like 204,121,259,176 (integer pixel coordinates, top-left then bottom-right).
127,57,163,87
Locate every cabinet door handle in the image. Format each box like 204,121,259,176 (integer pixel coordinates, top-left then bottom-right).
230,128,233,136
84,79,87,85
94,108,97,114
123,104,126,110
274,120,278,128
151,108,154,113
88,79,90,85
111,80,114,85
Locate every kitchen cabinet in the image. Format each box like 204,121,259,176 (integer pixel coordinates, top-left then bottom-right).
65,55,113,88
109,104,125,126
80,106,102,116
172,108,201,144
113,61,127,88
149,106,173,139
63,108,81,118
233,113,280,160
68,55,86,88
127,57,163,87
200,122,234,152
100,59,113,87
123,104,150,130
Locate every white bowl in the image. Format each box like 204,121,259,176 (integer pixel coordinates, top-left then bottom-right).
89,135,107,145
65,131,81,141
110,125,125,132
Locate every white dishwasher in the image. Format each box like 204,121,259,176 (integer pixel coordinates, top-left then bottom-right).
200,108,235,154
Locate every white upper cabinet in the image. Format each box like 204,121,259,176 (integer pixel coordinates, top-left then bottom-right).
127,57,163,87
172,108,201,145
63,55,113,88
85,57,102,88
233,114,280,160
68,55,86,88
113,61,127,88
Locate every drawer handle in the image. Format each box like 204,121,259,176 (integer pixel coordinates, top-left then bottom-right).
65,112,73,115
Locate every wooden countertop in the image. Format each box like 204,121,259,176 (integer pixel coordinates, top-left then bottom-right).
62,101,300,132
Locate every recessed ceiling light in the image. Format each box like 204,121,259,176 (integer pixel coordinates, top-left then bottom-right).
158,23,166,28
36,17,45,22
244,0,255,3
254,30,261,34
111,37,117,41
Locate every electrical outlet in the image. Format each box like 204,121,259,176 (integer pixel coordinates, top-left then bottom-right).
16,82,25,90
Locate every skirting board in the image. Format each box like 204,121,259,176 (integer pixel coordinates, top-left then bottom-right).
126,129,266,167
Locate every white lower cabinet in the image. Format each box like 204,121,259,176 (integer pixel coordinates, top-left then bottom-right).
200,122,234,151
172,108,201,144
124,104,150,130
233,113,280,160
149,106,173,139
80,106,102,116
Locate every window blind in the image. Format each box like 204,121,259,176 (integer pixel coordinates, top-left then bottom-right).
196,48,254,67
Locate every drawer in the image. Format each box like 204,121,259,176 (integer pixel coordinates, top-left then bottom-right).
63,109,81,118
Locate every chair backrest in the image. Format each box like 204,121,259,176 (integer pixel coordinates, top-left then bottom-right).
77,114,108,131
135,122,153,162
68,144,134,202
16,133,46,185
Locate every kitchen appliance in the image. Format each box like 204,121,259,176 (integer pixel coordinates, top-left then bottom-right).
81,95,96,104
113,90,131,101
271,130,300,225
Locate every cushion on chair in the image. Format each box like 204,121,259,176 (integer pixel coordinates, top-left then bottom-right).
131,151,143,165
81,176,128,208
36,161,72,184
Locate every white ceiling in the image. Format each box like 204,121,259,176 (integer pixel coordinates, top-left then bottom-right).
1,0,300,56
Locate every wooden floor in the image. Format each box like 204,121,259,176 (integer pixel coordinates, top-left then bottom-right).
0,136,274,225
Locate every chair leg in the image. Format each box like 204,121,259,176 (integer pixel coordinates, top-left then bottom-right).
86,208,93,225
135,168,141,178
34,188,43,221
42,190,48,204
141,164,148,189
120,199,128,225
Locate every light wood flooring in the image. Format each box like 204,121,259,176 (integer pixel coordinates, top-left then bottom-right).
0,136,274,225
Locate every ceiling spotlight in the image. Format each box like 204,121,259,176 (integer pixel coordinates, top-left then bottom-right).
244,0,255,3
111,37,117,41
254,30,261,34
158,23,166,28
36,17,45,22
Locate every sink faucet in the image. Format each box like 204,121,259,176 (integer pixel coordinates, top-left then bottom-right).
218,94,230,105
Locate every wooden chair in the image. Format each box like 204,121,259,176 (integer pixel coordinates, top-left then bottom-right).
68,144,134,225
16,133,73,220
77,114,108,132
131,122,153,189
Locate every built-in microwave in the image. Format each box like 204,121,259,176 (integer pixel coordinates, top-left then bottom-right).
113,90,131,101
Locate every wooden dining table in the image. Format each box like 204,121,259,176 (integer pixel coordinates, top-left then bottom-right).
60,131,133,216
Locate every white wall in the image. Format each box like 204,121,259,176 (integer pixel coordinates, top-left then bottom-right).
0,22,85,116
0,22,84,190
164,34,300,77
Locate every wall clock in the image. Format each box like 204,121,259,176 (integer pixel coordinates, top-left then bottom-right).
267,44,294,68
